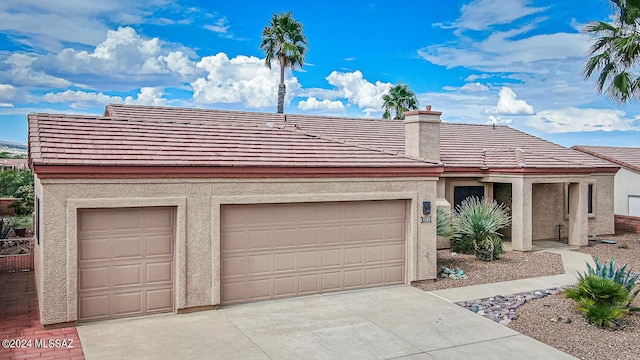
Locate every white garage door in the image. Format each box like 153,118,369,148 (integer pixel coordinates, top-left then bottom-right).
78,207,174,322
630,196,640,217
221,200,406,305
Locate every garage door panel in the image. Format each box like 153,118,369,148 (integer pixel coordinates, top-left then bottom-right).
221,201,406,305
274,253,295,272
146,289,172,312
79,267,109,291
78,207,174,322
112,237,143,259
113,292,142,315
146,262,172,283
112,264,142,288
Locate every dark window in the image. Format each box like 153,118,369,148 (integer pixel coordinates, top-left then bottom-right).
588,183,594,214
454,186,485,209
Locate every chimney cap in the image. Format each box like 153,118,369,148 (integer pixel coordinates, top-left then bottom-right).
426,105,432,111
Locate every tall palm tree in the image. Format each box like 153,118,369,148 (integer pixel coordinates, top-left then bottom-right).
260,11,308,114
583,0,640,104
381,83,419,120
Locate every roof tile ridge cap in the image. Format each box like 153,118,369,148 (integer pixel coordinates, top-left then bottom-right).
514,148,527,168
480,149,489,170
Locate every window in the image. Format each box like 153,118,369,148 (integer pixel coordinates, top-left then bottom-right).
453,186,485,209
566,183,595,216
630,196,640,217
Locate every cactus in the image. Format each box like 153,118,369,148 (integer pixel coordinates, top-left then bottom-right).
581,257,640,307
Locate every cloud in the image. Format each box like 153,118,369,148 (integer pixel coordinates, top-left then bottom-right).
485,87,534,115
419,28,588,71
297,97,345,111
436,0,547,33
42,89,123,108
2,53,71,88
0,0,175,51
325,70,391,111
42,87,167,108
525,108,640,134
28,27,198,89
465,74,494,82
0,84,16,102
443,82,489,92
205,17,230,34
191,52,300,109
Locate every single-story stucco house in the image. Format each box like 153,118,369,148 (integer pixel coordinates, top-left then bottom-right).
573,145,640,232
29,104,618,326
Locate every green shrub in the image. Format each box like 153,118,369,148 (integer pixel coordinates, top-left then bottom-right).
451,235,475,255
454,197,510,261
581,257,640,307
436,206,455,237
565,275,630,327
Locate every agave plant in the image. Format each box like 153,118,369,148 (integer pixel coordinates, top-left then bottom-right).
436,206,455,238
454,197,510,261
581,257,640,308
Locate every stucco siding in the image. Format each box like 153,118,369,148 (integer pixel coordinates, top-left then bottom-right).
34,177,438,326
531,183,565,240
592,174,615,235
614,167,640,216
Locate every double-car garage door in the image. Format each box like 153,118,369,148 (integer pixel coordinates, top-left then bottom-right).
221,200,407,305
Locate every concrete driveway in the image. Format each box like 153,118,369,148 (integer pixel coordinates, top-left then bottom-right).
77,286,575,360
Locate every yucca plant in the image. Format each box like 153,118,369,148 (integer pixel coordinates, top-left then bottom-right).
454,197,510,261
581,257,640,308
565,275,630,327
436,206,455,238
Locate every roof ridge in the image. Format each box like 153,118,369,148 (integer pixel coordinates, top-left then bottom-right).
572,146,640,173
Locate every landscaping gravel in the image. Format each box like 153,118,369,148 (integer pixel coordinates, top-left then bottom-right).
419,233,640,360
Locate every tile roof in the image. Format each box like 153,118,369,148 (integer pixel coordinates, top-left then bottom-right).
29,104,617,177
572,145,640,173
106,104,615,172
28,113,435,170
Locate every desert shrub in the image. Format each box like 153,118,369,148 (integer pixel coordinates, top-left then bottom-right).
565,275,630,327
453,197,510,261
436,206,455,237
582,257,640,308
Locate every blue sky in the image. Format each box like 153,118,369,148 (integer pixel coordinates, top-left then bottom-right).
1,0,639,147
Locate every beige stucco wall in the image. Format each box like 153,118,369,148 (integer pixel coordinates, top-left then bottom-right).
34,176,438,326
531,183,565,240
614,167,640,216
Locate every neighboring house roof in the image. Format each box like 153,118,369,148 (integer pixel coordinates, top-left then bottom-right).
572,145,640,173
0,158,28,169
104,104,617,174
28,113,440,178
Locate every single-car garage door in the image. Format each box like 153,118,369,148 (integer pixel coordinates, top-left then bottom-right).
221,200,406,305
78,207,174,322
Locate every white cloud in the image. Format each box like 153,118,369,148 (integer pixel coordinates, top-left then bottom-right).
0,84,16,101
485,87,534,115
28,27,198,89
0,0,174,51
42,90,123,108
297,97,345,111
124,87,167,106
325,70,391,110
191,52,300,109
465,74,494,82
443,82,489,92
3,53,71,88
437,0,547,32
419,29,588,71
525,108,640,134
205,18,230,34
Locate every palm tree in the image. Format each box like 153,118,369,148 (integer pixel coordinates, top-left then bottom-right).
583,0,640,104
381,83,419,120
260,11,308,114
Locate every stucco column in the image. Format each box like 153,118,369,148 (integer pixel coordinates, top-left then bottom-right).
511,177,533,251
568,182,588,247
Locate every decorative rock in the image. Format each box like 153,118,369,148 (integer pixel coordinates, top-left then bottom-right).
458,287,563,326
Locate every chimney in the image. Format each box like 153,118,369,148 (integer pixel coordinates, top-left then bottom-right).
403,105,441,163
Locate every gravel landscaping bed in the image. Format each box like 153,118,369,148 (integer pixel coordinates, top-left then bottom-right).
414,233,640,359
412,249,564,291
508,233,640,360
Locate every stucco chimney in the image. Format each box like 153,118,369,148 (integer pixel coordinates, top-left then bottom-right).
403,106,441,163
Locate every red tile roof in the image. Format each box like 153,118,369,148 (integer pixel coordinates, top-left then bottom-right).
106,104,615,173
29,112,439,178
572,145,640,173
29,105,617,178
